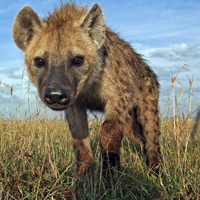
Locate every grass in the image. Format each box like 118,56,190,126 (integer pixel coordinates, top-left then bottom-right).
0,115,199,199
0,65,200,199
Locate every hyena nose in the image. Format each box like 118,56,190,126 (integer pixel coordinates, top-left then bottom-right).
44,87,70,105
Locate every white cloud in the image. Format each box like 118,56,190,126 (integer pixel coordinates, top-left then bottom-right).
149,49,170,58
149,43,200,62
172,43,200,59
0,66,24,80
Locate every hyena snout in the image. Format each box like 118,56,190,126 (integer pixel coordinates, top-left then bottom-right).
44,85,70,106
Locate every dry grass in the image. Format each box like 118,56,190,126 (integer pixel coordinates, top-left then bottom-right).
0,115,199,199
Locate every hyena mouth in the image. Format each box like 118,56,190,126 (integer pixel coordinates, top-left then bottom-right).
43,86,70,110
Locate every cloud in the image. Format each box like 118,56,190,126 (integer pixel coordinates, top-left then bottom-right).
172,44,200,60
172,43,197,54
149,49,170,58
0,66,24,80
0,92,26,104
149,43,200,61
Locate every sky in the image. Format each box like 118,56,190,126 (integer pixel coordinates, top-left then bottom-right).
0,0,200,119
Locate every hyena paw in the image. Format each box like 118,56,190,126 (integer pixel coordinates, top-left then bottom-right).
76,159,94,177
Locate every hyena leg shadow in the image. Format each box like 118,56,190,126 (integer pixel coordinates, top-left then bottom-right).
65,102,94,177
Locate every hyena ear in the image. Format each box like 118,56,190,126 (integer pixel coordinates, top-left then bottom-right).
12,6,41,51
81,3,106,48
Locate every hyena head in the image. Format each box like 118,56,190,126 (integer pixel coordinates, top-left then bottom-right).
13,3,106,110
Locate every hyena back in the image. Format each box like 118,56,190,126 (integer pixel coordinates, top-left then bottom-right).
13,2,160,176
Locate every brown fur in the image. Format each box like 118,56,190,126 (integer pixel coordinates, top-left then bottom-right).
13,2,160,176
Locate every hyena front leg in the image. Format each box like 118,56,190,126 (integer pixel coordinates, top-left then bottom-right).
65,103,94,176
99,103,124,174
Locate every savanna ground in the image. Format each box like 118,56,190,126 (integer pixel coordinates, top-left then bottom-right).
0,66,200,199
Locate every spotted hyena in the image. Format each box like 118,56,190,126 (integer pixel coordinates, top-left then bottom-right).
13,2,160,176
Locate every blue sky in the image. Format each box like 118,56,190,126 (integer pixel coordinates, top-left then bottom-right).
0,0,200,119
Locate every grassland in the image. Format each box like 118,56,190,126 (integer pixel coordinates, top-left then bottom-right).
0,113,199,199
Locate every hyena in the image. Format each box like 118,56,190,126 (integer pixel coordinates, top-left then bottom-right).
13,2,160,176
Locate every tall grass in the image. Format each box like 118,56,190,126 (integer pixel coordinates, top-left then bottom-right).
0,66,199,199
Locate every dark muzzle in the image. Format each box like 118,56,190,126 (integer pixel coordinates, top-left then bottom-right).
44,86,70,105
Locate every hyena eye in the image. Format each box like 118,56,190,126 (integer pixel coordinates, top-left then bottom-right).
34,58,45,67
72,56,84,66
